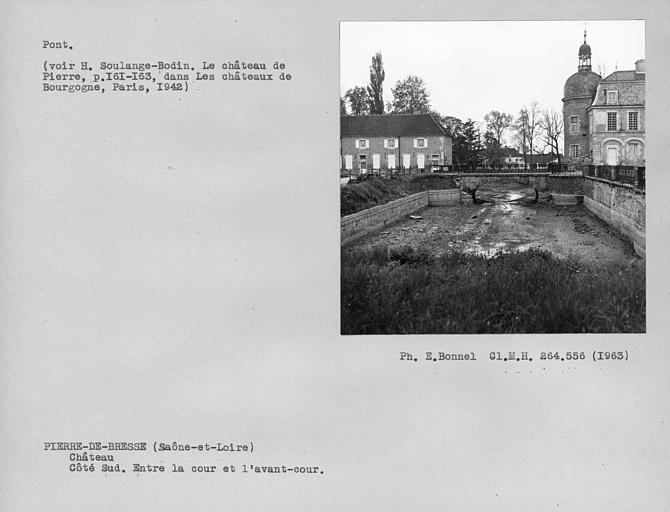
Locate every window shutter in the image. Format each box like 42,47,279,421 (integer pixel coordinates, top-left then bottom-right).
355,140,359,149
383,139,388,149
395,138,399,148
364,139,369,149
413,139,418,148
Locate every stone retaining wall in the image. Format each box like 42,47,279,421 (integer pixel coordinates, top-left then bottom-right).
583,176,645,257
428,189,461,206
548,175,583,194
341,192,429,245
341,189,461,245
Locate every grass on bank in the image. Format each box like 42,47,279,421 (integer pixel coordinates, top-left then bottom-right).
341,247,645,334
341,175,458,217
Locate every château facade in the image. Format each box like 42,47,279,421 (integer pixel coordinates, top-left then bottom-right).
562,32,645,167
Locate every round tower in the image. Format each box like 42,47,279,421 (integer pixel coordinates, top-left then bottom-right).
562,30,601,166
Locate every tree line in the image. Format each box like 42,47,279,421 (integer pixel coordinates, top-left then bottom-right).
341,52,564,170
340,52,431,116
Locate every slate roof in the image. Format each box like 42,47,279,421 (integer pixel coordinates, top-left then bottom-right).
341,114,450,138
563,70,601,100
591,68,645,107
602,70,645,82
501,147,521,157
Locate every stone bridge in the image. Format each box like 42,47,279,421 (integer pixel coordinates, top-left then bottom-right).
454,172,582,194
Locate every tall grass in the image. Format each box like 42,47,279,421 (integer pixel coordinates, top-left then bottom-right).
341,247,645,334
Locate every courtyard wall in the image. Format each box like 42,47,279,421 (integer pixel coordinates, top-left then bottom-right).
582,176,645,257
341,190,460,245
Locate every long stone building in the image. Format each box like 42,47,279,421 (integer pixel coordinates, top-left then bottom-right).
562,31,645,167
340,114,453,175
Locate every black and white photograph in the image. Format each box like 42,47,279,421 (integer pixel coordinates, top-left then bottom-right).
340,20,646,334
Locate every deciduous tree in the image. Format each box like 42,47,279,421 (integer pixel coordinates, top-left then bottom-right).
345,86,370,115
389,75,431,114
483,110,512,169
514,102,541,170
484,110,513,146
541,108,563,164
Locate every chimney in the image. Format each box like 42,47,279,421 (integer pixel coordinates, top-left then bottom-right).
635,59,646,74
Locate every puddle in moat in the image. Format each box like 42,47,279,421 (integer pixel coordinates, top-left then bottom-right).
459,182,539,257
462,239,536,258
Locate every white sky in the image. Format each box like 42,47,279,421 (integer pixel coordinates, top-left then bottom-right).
341,20,645,143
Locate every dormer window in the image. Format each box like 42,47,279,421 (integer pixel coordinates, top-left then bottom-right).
606,90,618,104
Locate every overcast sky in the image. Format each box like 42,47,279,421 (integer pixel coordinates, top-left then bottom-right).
340,20,645,142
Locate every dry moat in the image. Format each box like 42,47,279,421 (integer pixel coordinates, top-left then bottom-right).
345,181,638,265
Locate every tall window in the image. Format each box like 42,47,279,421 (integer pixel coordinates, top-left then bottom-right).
386,138,396,148
628,112,638,131
570,144,580,158
607,90,618,104
628,142,640,160
359,154,367,171
569,116,579,135
594,146,601,162
607,112,617,131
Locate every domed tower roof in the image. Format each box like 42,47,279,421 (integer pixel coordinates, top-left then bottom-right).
579,42,591,57
563,70,601,100
577,29,593,72
563,29,600,100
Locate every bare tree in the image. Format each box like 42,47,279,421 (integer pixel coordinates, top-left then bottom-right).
514,108,530,170
514,102,541,170
526,101,541,169
541,108,563,164
484,110,512,169
484,110,513,146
